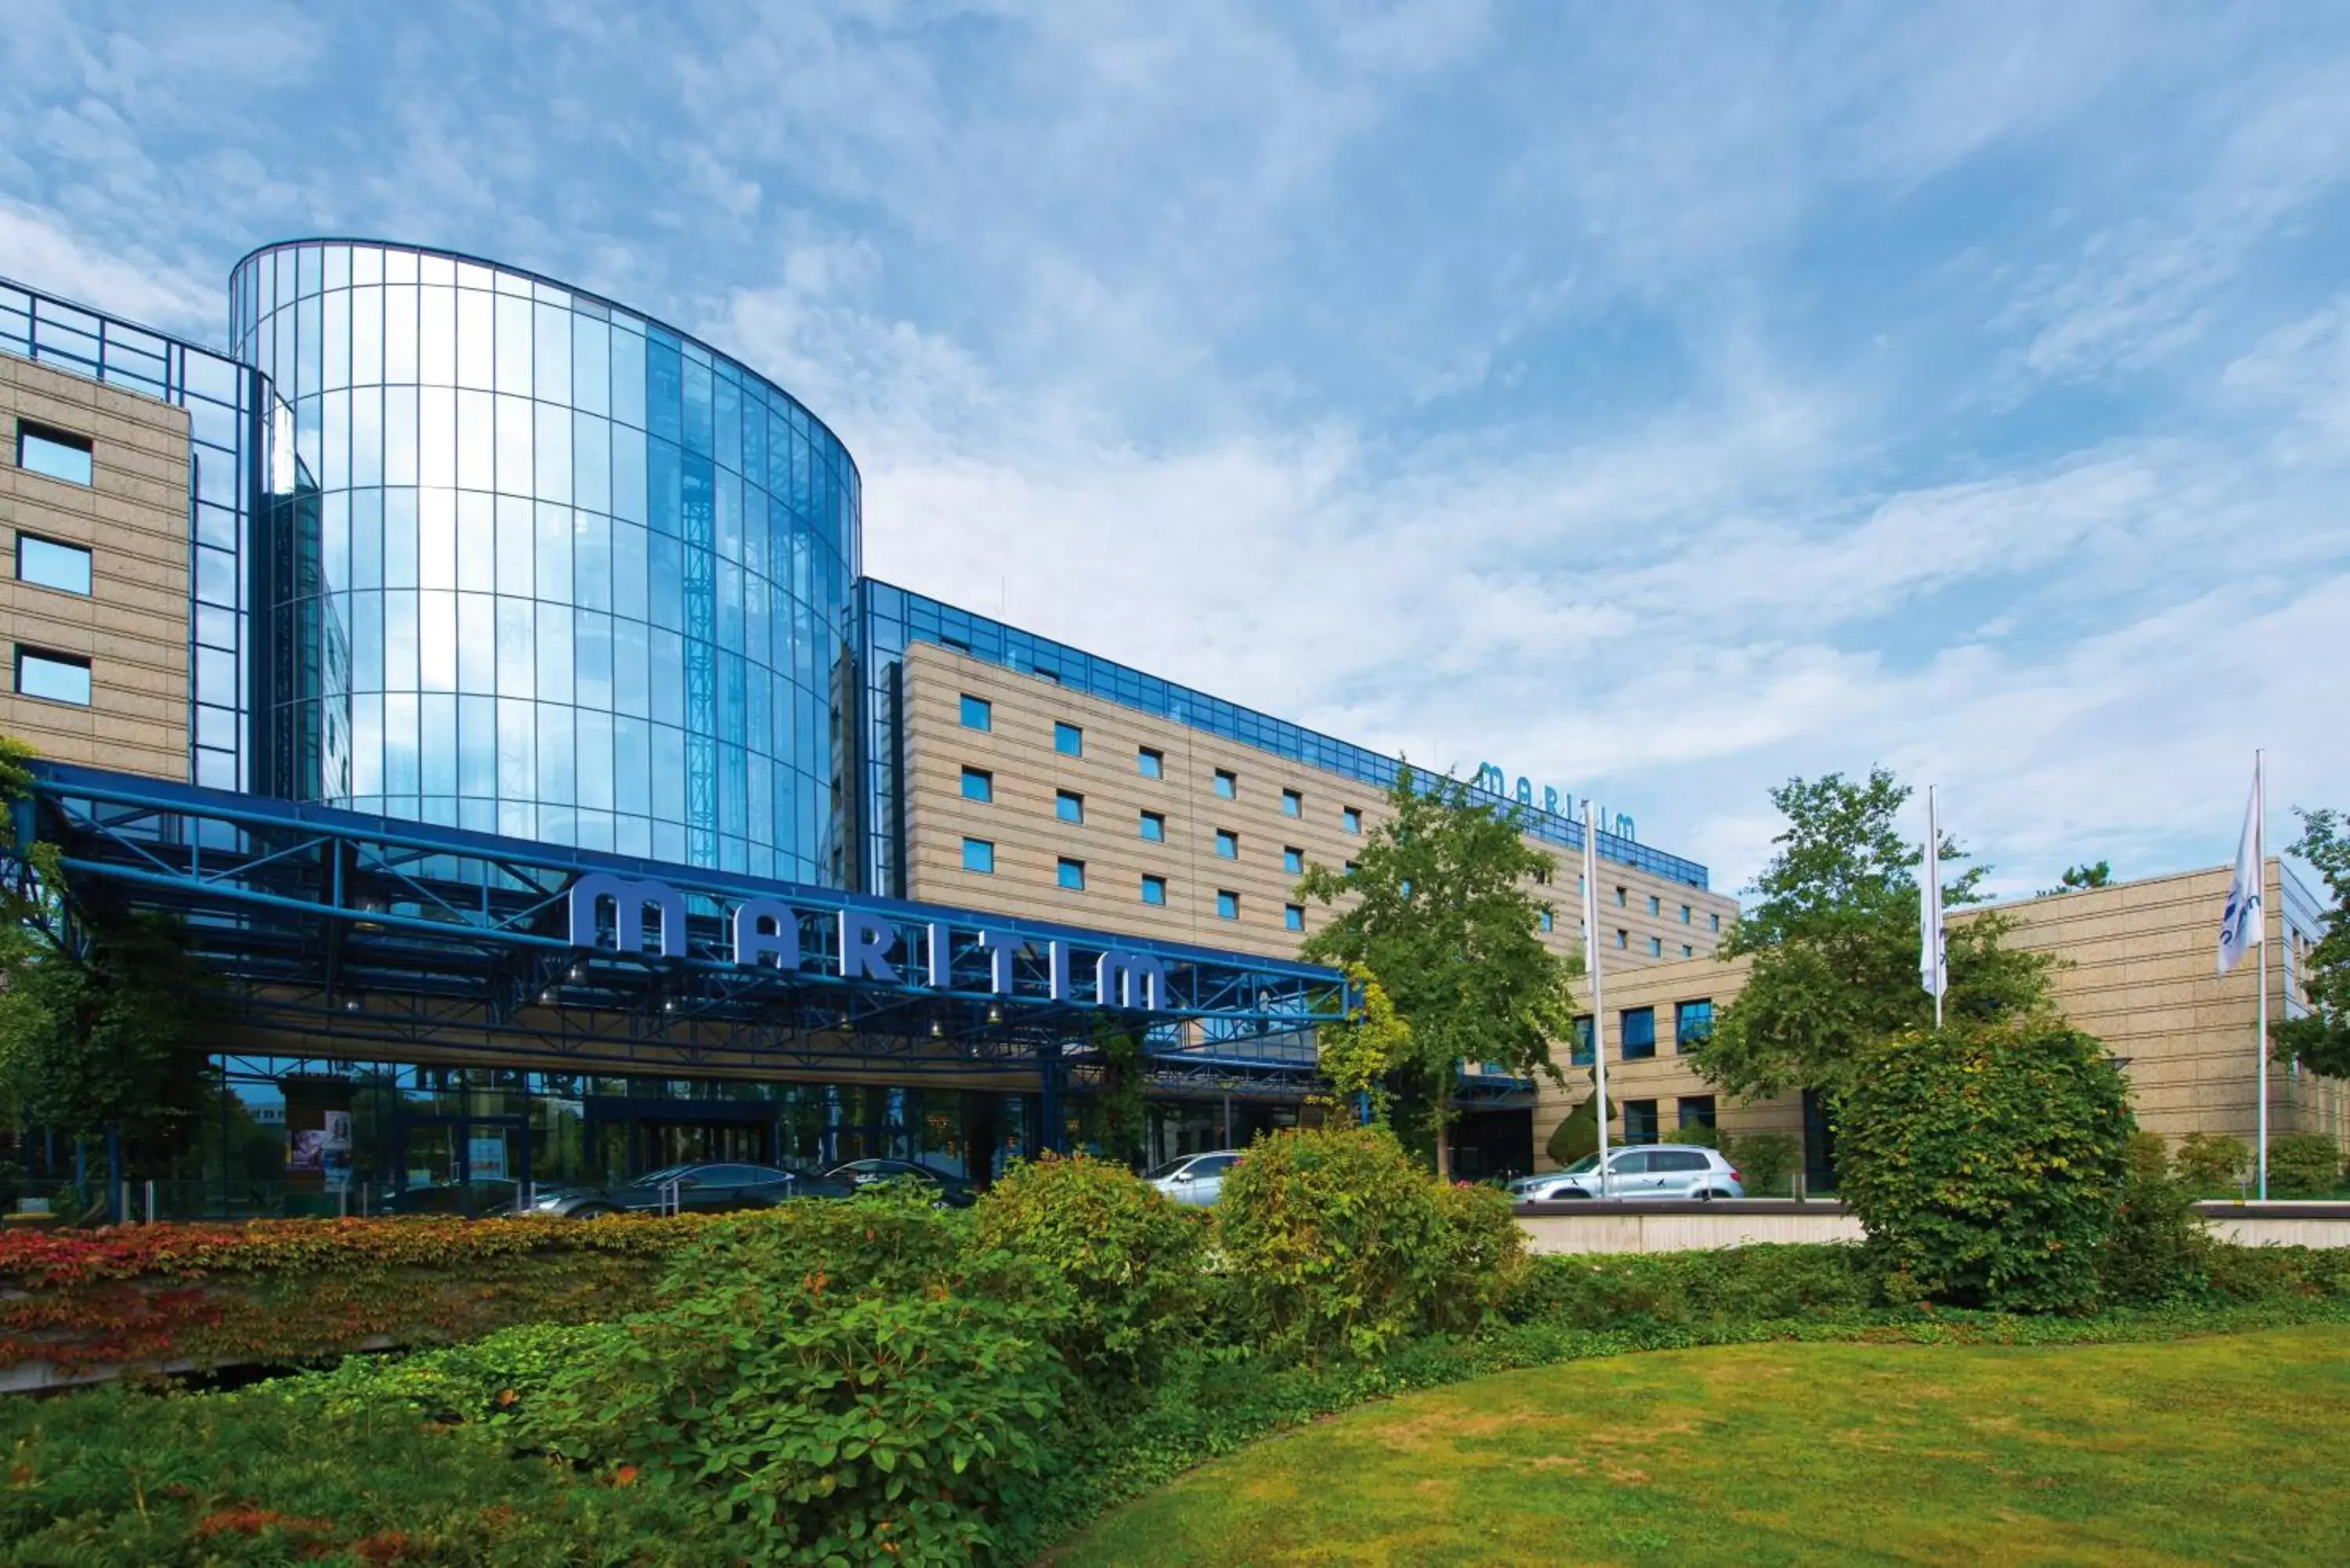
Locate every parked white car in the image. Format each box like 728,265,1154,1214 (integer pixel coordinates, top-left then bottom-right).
1149,1149,1244,1207
1513,1144,1744,1201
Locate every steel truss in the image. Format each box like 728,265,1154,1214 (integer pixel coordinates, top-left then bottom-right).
13,764,1351,1097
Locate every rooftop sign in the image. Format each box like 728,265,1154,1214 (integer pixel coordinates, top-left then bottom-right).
1473,763,1635,842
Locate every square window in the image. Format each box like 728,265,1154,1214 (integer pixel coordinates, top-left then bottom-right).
1141,873,1167,905
15,535,92,596
1056,789,1083,824
1057,857,1086,891
959,766,992,802
1678,1094,1717,1130
1283,846,1303,876
1137,746,1163,779
1284,903,1304,932
961,837,995,874
1054,721,1083,757
1539,909,1554,932
1139,810,1165,843
1621,1006,1657,1060
16,424,93,486
1342,806,1362,834
1650,936,1663,957
1216,890,1239,920
960,694,991,732
14,646,92,706
1683,944,1694,958
1282,788,1302,817
1214,829,1238,859
1676,999,1715,1052
1623,1100,1660,1146
1213,768,1237,799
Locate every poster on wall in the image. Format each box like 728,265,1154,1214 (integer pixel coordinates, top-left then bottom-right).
468,1136,508,1183
320,1110,353,1192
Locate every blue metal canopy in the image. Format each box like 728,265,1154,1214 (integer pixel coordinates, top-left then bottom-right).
11,764,1349,1092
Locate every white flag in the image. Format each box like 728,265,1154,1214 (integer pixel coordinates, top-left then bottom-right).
2217,771,2263,976
1920,788,1947,998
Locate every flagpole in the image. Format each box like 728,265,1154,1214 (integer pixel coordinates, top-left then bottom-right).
2257,749,2269,1202
1929,786,1944,1031
1583,801,1611,1199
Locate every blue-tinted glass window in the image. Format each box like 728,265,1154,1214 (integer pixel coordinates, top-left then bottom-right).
1137,746,1162,778
14,646,90,705
1282,787,1301,817
1678,1095,1716,1131
960,694,991,731
1342,806,1361,834
1058,857,1085,891
1140,811,1165,842
1571,1015,1594,1066
16,424,92,486
1213,768,1236,799
1711,912,1721,932
1649,894,1661,916
1283,846,1303,876
1214,829,1238,859
1681,905,1692,924
1216,890,1239,920
1683,944,1694,958
15,535,91,595
1054,721,1083,757
1056,789,1083,824
960,766,992,802
1539,908,1554,932
1621,1006,1657,1060
1141,873,1166,906
1616,929,1629,948
962,836,995,874
1624,1100,1659,1145
1284,904,1304,932
1676,999,1714,1052
1649,937,1663,956
1616,885,1629,906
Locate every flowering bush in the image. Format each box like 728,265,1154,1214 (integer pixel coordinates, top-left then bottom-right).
0,1216,701,1376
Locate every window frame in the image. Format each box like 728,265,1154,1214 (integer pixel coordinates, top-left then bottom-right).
1137,746,1164,779
1281,787,1302,817
958,765,993,803
1620,1005,1658,1060
1341,805,1362,834
1141,873,1167,906
1138,810,1166,843
1283,903,1304,932
1213,768,1237,799
1213,828,1239,860
1054,789,1084,825
1056,856,1086,891
14,533,93,596
1215,889,1239,920
13,645,92,706
1282,846,1304,876
958,694,992,732
16,422,94,487
1053,721,1083,757
960,836,996,874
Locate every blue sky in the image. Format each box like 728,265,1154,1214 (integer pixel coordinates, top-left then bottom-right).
6,1,2348,898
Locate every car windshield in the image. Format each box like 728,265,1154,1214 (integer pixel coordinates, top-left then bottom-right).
1555,1156,1602,1175
627,1165,700,1188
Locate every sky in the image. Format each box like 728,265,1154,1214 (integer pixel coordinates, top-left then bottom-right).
5,0,2348,900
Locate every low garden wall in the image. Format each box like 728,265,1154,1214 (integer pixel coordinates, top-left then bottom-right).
0,1215,701,1393
1513,1199,2350,1255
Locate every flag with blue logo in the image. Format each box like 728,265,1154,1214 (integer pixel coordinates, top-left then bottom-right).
2217,772,2263,976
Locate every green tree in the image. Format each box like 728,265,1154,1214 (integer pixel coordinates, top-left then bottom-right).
1692,768,2059,1104
1542,1069,1611,1167
1314,963,1411,1124
2272,807,2350,1078
1296,766,1578,1176
2041,860,2113,896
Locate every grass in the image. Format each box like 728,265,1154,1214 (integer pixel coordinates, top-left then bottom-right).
1047,1324,2350,1566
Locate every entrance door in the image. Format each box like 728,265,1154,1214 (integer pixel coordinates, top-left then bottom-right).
641,1119,769,1169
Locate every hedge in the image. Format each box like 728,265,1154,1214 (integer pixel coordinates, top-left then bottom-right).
0,1216,703,1378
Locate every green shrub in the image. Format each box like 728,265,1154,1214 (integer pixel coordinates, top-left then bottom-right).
1503,1245,1878,1327
1835,1018,2137,1313
2267,1134,2344,1198
0,1382,730,1566
974,1151,1206,1389
2173,1132,2250,1192
1215,1125,1520,1362
497,1192,1072,1565
1669,1121,1725,1151
1729,1131,1801,1196
1426,1179,1527,1334
2097,1133,2211,1306
1545,1071,1609,1166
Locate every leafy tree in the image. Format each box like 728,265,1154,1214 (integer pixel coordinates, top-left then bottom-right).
2041,860,2113,896
1296,766,1578,1176
1692,768,2059,1104
2272,807,2350,1078
1314,963,1411,1125
1542,1070,1610,1167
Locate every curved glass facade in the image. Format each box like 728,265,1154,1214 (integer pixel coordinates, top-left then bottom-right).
231,241,862,883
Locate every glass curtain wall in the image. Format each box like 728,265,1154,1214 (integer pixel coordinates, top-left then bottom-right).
229,242,862,881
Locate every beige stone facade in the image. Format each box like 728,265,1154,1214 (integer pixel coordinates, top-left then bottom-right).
896,640,1741,968
0,353,191,780
1531,861,2343,1172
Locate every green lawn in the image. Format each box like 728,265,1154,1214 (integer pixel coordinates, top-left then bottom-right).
1048,1325,2350,1566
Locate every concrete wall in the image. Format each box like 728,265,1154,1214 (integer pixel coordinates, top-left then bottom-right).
0,353,191,779
1531,862,2345,1171
898,639,1739,966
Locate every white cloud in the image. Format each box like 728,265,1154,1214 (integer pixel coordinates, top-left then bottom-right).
0,199,216,334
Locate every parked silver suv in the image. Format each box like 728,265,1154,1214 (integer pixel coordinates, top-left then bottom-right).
1148,1149,1244,1207
1512,1143,1744,1201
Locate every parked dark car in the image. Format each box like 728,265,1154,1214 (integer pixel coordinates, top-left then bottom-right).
381,1179,519,1217
820,1158,977,1208
521,1162,854,1219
